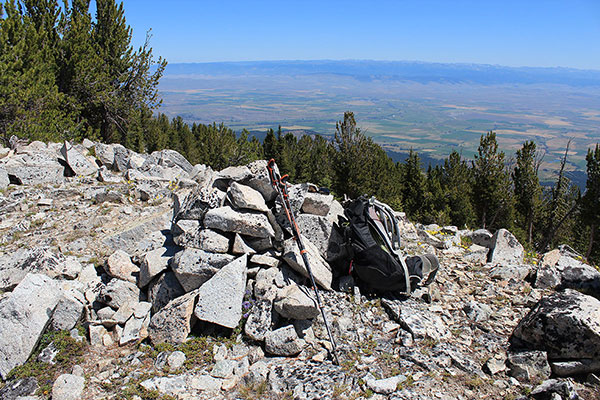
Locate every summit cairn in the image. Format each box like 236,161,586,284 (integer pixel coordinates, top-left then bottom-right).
0,138,597,399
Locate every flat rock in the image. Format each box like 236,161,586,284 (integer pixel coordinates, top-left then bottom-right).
264,325,305,356
531,379,578,400
282,235,332,290
94,143,115,168
102,211,171,256
365,373,406,395
464,244,489,265
172,220,230,253
488,228,524,265
0,167,9,189
470,228,493,248
146,149,193,173
511,289,600,359
52,374,85,400
301,192,333,216
171,248,235,292
215,165,252,182
551,359,600,377
0,273,62,379
274,284,319,320
244,296,277,342
507,350,552,382
204,206,275,238
0,248,82,291
50,286,85,331
489,264,531,281
149,289,199,345
227,182,269,212
140,375,188,398
2,151,64,185
382,297,450,342
194,255,248,329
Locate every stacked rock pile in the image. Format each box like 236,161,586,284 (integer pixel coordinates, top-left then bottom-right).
0,137,599,399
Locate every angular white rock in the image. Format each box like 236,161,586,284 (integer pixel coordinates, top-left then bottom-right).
282,235,332,291
194,255,248,329
0,274,62,379
227,182,269,212
204,206,275,238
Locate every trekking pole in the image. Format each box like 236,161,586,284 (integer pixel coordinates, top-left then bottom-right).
267,159,340,365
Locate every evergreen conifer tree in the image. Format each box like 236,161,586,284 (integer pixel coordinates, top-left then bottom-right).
582,144,600,261
472,131,513,230
512,141,543,245
442,150,475,228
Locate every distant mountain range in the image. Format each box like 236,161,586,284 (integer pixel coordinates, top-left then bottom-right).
163,60,600,87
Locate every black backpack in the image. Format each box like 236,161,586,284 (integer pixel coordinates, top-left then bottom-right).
341,196,438,294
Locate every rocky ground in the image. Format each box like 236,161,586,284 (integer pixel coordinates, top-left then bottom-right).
0,138,599,400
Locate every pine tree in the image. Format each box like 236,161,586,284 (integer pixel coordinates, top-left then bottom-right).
0,0,76,142
472,131,513,230
401,149,426,220
442,150,475,228
512,141,543,245
263,128,278,161
423,165,450,225
582,144,600,262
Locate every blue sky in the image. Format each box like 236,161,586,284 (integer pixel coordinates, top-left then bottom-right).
118,0,600,69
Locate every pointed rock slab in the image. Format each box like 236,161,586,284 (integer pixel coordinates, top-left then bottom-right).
60,141,98,176
172,248,235,292
147,271,186,313
232,234,256,256
244,160,277,202
0,273,62,380
139,247,173,288
511,289,600,359
149,289,199,345
282,235,332,291
194,255,248,329
489,229,524,265
227,182,269,212
204,206,275,238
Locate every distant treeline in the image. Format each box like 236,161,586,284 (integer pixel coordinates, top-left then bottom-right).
1,1,598,264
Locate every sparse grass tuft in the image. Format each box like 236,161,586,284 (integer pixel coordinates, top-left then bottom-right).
8,329,87,396
238,380,269,400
